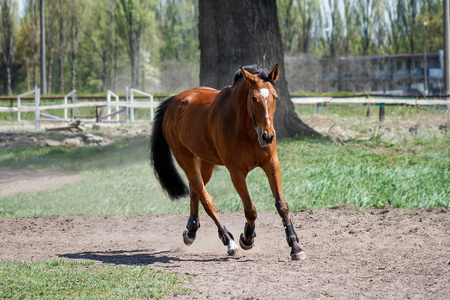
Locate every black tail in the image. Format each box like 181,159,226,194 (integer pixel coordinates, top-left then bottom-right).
150,96,189,200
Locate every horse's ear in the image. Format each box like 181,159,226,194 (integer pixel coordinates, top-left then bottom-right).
240,67,257,84
268,64,279,82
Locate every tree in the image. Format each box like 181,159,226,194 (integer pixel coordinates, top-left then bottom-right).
324,0,344,57
386,0,403,54
116,0,156,88
84,0,117,92
156,0,198,63
18,0,39,89
67,0,85,92
44,0,57,94
355,0,385,55
199,0,319,138
57,0,69,94
0,0,18,95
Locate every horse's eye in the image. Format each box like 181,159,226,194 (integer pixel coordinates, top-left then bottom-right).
251,96,257,103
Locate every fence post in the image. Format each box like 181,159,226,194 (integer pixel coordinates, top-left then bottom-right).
125,86,129,122
316,102,323,115
379,103,385,122
34,86,40,130
96,106,102,123
150,94,154,121
17,94,21,128
130,89,135,123
107,91,111,122
71,90,76,120
64,93,68,120
64,90,74,121
116,92,119,122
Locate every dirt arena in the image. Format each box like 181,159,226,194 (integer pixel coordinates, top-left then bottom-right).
1,203,449,299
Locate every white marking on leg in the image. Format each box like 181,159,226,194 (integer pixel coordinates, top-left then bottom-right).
227,240,239,256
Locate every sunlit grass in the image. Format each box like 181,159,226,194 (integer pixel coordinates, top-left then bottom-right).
0,259,191,299
0,129,448,217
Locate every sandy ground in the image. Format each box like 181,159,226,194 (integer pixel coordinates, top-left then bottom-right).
0,167,84,196
1,207,449,299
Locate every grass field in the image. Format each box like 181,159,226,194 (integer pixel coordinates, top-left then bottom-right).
0,259,190,299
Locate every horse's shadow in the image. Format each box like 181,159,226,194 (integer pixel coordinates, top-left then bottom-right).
59,249,241,266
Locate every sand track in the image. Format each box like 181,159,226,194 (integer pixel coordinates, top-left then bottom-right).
1,207,449,299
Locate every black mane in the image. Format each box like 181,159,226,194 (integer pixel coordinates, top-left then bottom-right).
233,65,274,85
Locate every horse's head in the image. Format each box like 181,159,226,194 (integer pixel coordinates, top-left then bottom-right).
240,64,279,147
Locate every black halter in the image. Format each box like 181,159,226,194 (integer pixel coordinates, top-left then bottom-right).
249,92,258,130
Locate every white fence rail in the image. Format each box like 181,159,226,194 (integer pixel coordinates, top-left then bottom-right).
291,97,449,121
2,91,448,129
129,88,154,122
291,97,449,106
106,90,120,122
64,90,76,121
0,87,158,130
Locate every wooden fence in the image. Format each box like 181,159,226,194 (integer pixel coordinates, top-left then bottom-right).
1,88,448,129
291,97,449,121
0,87,161,129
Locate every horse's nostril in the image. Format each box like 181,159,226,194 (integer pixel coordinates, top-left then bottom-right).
262,132,268,141
262,132,274,143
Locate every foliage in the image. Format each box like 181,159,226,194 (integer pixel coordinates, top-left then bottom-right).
0,259,191,299
0,0,445,95
277,0,443,57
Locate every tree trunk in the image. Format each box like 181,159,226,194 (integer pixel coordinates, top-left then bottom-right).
198,0,320,138
6,66,12,96
47,54,52,94
71,26,76,91
58,0,65,94
26,58,30,90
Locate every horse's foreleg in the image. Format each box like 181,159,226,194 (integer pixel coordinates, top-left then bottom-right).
229,169,257,250
263,160,306,261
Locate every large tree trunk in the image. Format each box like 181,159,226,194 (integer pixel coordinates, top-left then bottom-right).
198,0,320,138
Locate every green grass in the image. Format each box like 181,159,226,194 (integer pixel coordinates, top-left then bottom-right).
0,129,448,217
0,259,190,299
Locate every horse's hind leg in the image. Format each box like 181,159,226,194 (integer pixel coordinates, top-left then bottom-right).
183,161,215,246
179,157,239,256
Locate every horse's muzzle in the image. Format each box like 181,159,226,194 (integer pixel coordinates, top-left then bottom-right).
257,129,276,147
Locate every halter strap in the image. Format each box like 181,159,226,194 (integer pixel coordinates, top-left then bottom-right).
249,92,258,129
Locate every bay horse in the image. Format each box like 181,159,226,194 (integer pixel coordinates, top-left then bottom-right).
150,64,305,260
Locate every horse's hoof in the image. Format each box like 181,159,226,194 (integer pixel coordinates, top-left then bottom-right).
239,233,254,250
227,240,239,256
291,250,306,261
182,230,195,246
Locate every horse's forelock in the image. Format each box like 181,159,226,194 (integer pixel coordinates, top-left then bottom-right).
233,65,274,85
